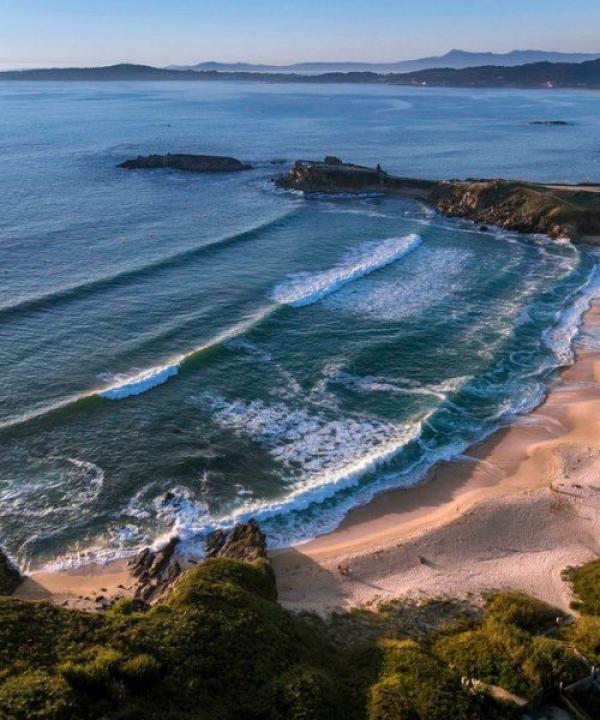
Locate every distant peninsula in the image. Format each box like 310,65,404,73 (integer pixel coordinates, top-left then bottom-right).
2,57,600,89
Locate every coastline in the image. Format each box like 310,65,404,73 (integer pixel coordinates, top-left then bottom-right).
15,303,600,614
271,302,600,613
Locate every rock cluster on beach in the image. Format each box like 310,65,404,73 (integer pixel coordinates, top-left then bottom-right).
128,520,268,607
129,536,181,606
118,153,252,172
205,518,268,562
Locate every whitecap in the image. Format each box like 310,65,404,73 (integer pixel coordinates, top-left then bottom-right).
99,361,182,400
271,234,422,308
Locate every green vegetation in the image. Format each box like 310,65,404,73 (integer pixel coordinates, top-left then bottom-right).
434,592,585,702
563,559,600,616
2,557,600,719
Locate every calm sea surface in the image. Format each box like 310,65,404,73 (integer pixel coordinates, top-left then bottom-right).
1,81,600,568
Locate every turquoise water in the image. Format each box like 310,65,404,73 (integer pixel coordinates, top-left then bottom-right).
1,81,600,569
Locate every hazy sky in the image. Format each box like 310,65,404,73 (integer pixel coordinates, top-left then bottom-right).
1,0,600,69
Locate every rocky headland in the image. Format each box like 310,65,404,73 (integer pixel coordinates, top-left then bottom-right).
276,158,600,243
119,153,252,172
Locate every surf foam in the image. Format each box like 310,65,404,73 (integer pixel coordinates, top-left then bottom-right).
100,361,182,400
271,233,422,308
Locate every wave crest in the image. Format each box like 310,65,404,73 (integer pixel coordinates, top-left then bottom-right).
271,233,422,307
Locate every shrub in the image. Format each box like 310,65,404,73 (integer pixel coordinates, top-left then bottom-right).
59,647,123,696
485,592,558,633
564,560,600,615
271,666,337,720
569,615,600,663
368,674,416,720
0,671,73,720
118,654,161,687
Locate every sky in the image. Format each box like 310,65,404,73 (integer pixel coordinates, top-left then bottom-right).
1,0,600,69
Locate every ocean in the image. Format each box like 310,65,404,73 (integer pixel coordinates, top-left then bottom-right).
1,80,600,570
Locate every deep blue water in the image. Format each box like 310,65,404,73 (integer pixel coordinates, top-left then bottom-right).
1,81,600,569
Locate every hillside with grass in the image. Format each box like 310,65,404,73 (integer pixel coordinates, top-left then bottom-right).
1,526,599,720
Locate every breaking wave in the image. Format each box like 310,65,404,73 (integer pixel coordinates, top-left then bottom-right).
99,362,182,400
271,233,422,307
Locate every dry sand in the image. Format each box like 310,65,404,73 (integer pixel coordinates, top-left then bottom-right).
15,306,600,616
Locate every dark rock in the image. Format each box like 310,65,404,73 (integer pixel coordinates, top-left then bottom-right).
130,547,153,577
161,491,175,505
131,536,181,607
204,529,227,557
479,225,489,231
0,548,24,594
205,519,267,562
529,120,570,126
275,158,435,196
148,536,179,577
95,595,105,603
118,153,252,172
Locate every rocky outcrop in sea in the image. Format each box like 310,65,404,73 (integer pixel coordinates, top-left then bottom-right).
119,153,252,172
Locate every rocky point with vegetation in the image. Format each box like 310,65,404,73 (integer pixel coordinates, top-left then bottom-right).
275,158,600,243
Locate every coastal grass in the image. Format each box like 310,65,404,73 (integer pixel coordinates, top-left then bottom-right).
1,558,600,719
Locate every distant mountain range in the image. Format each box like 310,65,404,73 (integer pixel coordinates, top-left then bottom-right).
168,49,600,75
389,57,600,89
2,57,600,90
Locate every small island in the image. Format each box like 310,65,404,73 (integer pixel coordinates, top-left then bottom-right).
276,158,600,243
529,120,571,126
118,153,252,172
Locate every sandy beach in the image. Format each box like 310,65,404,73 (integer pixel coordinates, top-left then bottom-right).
16,304,600,614
271,304,600,613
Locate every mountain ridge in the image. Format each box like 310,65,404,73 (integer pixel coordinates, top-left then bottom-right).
2,57,600,90
168,49,600,74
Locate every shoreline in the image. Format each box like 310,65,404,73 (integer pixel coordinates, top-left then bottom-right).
15,302,600,614
270,302,600,613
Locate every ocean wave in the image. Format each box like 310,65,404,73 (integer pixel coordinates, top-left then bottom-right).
319,202,390,218
271,233,422,307
100,361,182,400
0,212,294,321
98,304,277,402
0,456,104,522
0,305,277,428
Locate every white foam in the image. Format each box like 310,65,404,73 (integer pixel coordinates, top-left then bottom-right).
543,261,600,365
320,202,390,219
323,244,470,321
0,457,104,522
271,234,422,308
327,369,469,400
99,361,182,400
178,394,427,542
